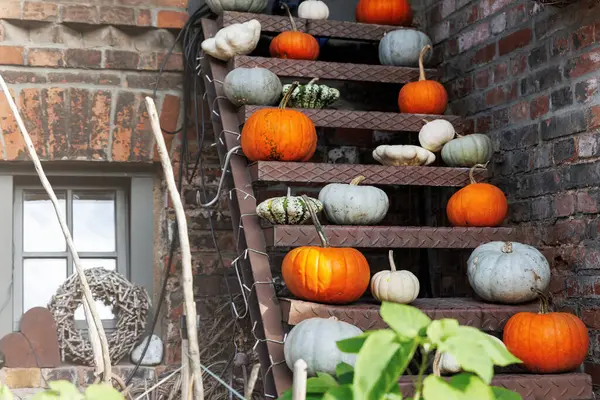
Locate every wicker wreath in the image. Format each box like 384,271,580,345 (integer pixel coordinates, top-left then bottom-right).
48,267,151,365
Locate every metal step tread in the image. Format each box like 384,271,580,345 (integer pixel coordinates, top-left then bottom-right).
249,161,485,187
265,225,534,249
219,11,409,41
230,56,436,84
280,297,538,332
239,106,465,132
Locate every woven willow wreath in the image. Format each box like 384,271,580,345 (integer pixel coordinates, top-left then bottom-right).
48,267,151,365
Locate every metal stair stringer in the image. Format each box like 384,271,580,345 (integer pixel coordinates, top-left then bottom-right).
200,18,292,399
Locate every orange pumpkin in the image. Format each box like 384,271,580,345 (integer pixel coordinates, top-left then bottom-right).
446,164,508,227
503,290,589,373
241,82,317,162
398,45,448,115
270,4,320,60
282,195,370,304
356,0,413,26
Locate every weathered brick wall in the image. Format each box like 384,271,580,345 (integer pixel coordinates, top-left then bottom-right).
417,0,600,385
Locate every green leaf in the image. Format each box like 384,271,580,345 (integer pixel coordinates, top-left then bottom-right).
32,381,83,400
353,330,418,400
477,335,521,367
438,335,495,384
84,384,124,400
423,374,495,400
384,394,404,400
278,390,293,400
305,373,339,394
380,302,431,339
492,387,523,400
336,331,377,354
427,319,460,345
336,362,354,385
323,385,353,400
0,384,14,400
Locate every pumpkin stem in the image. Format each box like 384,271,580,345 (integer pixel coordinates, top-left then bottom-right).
281,3,297,31
468,163,489,184
418,45,432,82
432,351,442,378
350,175,366,185
280,81,299,109
302,194,329,248
388,250,397,272
531,288,550,314
307,77,319,85
501,242,513,253
421,119,430,124
286,187,292,197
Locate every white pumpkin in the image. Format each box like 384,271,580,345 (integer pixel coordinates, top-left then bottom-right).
284,317,362,376
419,119,456,152
256,188,323,225
298,0,330,19
373,145,435,166
224,67,282,107
434,335,505,375
467,241,551,304
371,250,419,304
201,20,261,62
318,175,389,225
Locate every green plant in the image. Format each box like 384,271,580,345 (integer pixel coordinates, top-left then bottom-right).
279,302,523,400
0,381,124,400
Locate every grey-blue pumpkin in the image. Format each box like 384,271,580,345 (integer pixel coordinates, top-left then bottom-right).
223,67,282,107
205,0,268,13
378,30,433,67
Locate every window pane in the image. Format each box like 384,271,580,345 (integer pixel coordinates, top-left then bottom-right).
23,191,66,252
74,259,116,321
73,191,116,252
23,259,67,313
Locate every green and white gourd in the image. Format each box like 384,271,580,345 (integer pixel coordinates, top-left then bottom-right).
467,241,551,304
284,317,363,376
256,188,323,225
205,0,268,13
224,67,282,107
441,133,493,167
282,78,340,109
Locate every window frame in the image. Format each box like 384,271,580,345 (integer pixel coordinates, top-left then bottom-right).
13,180,129,330
0,169,156,338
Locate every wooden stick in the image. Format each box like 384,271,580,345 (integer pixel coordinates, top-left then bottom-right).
0,74,112,381
292,360,308,400
244,364,261,400
145,97,204,400
181,339,190,400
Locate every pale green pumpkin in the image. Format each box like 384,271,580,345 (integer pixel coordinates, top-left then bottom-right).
256,188,323,225
441,133,493,167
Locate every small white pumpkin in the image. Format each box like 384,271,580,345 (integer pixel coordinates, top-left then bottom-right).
434,334,505,375
441,133,493,167
224,67,282,107
256,188,323,225
201,20,261,62
371,250,419,304
468,241,551,304
372,145,435,166
298,0,330,20
318,175,389,225
419,119,456,152
284,317,362,376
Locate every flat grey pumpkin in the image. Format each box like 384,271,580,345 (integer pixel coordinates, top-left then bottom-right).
224,67,282,107
441,134,493,167
205,0,268,13
282,78,340,109
379,29,433,67
256,188,323,225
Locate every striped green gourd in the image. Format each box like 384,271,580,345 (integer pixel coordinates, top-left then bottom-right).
256,188,323,225
282,78,340,109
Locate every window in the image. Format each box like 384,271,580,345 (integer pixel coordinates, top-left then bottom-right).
0,173,155,336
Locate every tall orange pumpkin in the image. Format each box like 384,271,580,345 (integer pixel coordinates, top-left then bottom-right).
241,82,317,162
446,164,508,227
398,45,448,115
282,195,370,304
503,290,589,373
270,4,320,61
356,0,413,26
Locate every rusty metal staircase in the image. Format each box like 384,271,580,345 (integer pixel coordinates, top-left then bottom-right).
199,13,593,400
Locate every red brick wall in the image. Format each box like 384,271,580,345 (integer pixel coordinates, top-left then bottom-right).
419,0,600,386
